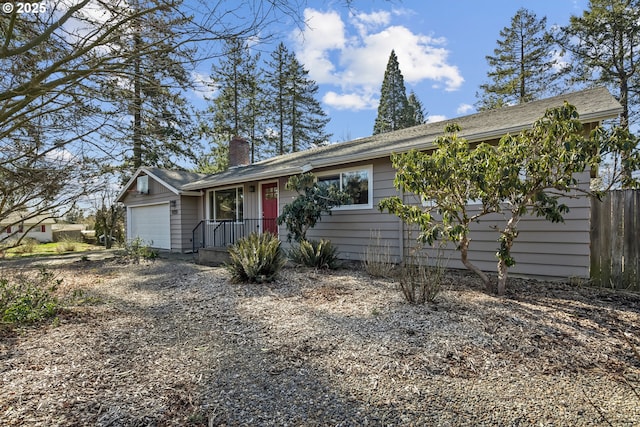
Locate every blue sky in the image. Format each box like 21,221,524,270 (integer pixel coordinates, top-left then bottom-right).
190,0,590,144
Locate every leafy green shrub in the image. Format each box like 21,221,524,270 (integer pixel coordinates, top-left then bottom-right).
277,173,350,243
123,237,159,264
289,239,341,269
226,232,285,283
0,268,62,325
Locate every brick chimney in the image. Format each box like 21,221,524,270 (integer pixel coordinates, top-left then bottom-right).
228,136,250,167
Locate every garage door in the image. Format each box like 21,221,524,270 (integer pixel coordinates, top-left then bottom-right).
129,204,171,249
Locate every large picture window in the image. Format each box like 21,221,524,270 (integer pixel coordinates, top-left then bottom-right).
208,187,244,222
317,166,372,209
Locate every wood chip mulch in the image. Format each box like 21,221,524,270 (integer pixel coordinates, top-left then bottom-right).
1,254,639,426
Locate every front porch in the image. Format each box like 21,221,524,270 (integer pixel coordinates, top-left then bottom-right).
192,218,278,253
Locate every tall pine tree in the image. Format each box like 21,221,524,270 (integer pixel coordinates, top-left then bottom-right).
205,37,264,163
407,90,427,126
102,0,197,172
265,42,330,155
559,0,640,129
265,43,293,156
558,0,640,186
476,8,560,110
287,54,331,152
373,50,417,134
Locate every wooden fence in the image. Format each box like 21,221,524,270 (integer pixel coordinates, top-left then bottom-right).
590,190,639,290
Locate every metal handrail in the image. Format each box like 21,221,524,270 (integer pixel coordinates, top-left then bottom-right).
193,218,277,250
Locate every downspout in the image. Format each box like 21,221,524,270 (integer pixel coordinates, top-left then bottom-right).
398,188,404,264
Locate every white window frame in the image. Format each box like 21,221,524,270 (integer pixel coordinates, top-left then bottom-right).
316,165,374,210
206,186,245,223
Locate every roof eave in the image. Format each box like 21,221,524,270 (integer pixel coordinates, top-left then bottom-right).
177,104,623,192
178,191,202,196
116,167,183,203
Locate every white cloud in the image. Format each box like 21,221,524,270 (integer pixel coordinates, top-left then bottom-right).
426,115,447,124
456,104,474,115
190,71,217,100
323,91,377,111
57,0,127,49
293,7,464,112
350,10,391,37
293,9,345,85
45,147,80,165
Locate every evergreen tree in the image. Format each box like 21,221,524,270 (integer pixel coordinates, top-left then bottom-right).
558,0,640,129
373,50,413,134
407,90,427,126
265,43,330,155
265,43,293,155
476,8,561,110
205,37,264,163
103,0,198,172
558,0,640,186
287,55,331,152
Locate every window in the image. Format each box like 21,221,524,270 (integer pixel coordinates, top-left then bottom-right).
137,175,149,194
40,225,46,233
317,166,373,209
208,187,244,222
5,226,10,234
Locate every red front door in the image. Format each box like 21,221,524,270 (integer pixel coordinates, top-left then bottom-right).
261,182,278,235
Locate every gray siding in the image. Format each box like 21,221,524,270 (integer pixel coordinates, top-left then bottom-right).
178,196,200,252
278,157,591,279
196,157,592,279
121,174,182,251
285,158,403,261
121,174,174,206
401,170,592,278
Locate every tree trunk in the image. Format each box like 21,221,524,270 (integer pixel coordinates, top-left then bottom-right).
132,29,143,169
496,259,508,296
496,215,519,295
460,236,492,292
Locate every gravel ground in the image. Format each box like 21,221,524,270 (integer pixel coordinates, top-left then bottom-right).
1,254,639,426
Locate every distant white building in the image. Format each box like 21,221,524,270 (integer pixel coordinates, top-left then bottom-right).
1,212,56,243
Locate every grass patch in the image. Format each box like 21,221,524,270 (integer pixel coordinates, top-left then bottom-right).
4,242,104,258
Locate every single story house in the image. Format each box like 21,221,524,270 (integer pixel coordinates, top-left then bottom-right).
1,212,56,243
117,87,622,279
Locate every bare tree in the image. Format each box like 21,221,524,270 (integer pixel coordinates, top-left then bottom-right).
0,0,304,249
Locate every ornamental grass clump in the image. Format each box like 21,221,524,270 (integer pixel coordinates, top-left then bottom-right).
226,232,286,283
362,230,395,278
289,239,341,269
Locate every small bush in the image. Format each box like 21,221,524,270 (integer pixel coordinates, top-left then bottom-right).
363,230,395,277
397,252,448,304
289,239,341,269
123,237,159,264
56,237,80,253
13,238,38,254
226,232,285,283
0,268,62,325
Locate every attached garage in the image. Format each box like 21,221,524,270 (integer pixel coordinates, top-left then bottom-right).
128,203,171,250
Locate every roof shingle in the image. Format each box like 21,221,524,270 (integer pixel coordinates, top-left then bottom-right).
180,87,621,191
